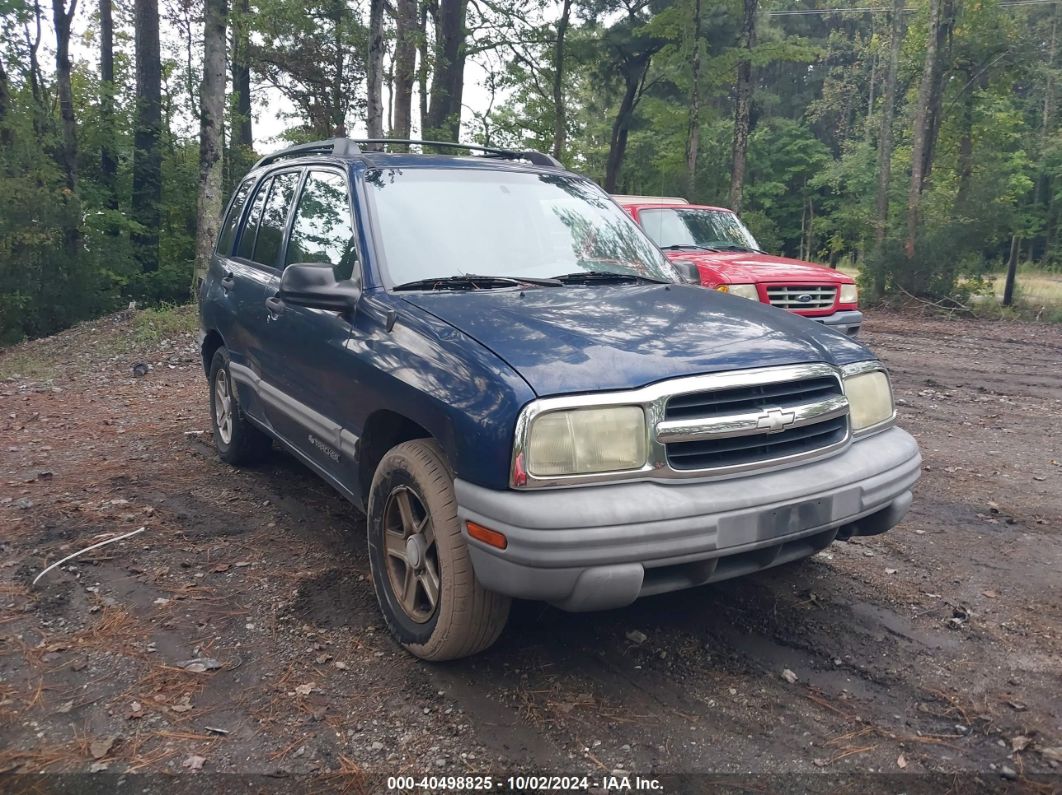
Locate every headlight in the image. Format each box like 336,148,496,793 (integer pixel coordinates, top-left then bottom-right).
717,283,759,300
844,369,894,431
526,406,647,476
839,284,858,304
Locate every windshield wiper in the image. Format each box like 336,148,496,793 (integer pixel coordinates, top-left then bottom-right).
710,243,766,254
660,244,722,252
551,271,670,285
393,274,562,291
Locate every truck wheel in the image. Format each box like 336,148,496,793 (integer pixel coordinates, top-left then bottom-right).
367,439,510,661
208,349,272,465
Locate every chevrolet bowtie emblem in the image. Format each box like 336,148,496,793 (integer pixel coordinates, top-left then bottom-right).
756,407,797,433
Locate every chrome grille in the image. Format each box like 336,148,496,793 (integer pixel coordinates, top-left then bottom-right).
765,285,837,310
659,375,849,471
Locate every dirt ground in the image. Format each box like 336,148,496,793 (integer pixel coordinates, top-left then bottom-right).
1,307,1060,793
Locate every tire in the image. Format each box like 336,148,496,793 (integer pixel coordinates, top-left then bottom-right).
366,439,510,661
208,348,272,466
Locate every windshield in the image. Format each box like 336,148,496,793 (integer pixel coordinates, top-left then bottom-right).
638,207,761,252
363,168,677,287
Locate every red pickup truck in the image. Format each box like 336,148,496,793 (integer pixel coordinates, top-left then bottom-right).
615,197,863,336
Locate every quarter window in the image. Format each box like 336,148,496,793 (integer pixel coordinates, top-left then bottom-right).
217,179,253,256
285,171,358,280
252,170,301,268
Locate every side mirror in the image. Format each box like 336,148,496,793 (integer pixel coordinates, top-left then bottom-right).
278,262,362,313
671,260,702,285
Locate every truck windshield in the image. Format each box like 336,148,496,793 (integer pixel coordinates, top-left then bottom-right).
638,208,761,253
364,167,677,288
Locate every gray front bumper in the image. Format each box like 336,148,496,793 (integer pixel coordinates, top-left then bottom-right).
814,309,863,335
456,426,920,611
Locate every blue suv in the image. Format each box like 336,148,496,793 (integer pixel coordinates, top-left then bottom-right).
199,139,921,661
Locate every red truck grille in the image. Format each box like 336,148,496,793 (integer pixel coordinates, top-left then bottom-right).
765,285,837,310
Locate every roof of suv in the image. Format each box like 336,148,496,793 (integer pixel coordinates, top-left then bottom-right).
251,138,565,173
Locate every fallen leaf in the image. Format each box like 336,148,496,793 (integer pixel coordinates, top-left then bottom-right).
211,564,230,573
781,668,798,684
182,754,206,771
89,736,116,760
982,590,1000,599
56,700,74,714
294,682,315,696
1012,735,1032,753
896,753,907,769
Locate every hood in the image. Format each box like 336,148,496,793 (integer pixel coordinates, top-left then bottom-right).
665,250,854,285
401,284,870,397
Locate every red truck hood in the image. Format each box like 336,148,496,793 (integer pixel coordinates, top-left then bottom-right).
666,250,854,285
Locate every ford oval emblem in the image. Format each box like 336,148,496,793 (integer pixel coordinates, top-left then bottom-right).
796,293,813,303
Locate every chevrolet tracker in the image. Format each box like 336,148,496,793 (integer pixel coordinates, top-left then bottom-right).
198,138,921,661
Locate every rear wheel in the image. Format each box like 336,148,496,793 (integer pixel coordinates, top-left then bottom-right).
367,439,510,661
208,349,272,465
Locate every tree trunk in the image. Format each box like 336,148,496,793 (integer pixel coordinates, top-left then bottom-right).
195,0,227,286
728,0,757,213
392,0,416,139
425,0,468,140
100,0,117,209
1002,234,1020,306
604,54,651,193
551,0,572,161
133,0,163,274
0,52,12,148
685,0,702,197
366,0,385,140
905,0,941,260
919,0,954,186
51,0,79,190
331,0,347,136
418,0,430,134
871,0,903,297
231,0,253,148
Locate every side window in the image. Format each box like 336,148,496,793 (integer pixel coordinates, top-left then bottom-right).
285,171,358,280
252,170,301,268
216,179,254,256
235,177,271,261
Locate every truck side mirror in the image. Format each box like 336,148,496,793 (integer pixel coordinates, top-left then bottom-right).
672,260,702,285
278,262,362,313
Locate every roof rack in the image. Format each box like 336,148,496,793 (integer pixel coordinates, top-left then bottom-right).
251,137,563,171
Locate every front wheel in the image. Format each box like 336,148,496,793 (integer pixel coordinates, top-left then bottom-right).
367,440,510,661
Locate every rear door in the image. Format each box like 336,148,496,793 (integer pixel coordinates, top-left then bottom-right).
224,168,303,427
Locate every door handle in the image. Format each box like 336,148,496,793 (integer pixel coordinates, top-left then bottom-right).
220,272,235,291
265,295,286,317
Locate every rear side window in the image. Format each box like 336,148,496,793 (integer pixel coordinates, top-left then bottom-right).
216,179,254,256
252,170,301,268
235,177,271,261
285,171,357,279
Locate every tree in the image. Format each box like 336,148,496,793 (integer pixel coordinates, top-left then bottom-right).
99,0,117,208
905,0,942,260
51,0,78,190
425,0,469,140
552,0,573,160
133,0,163,273
231,0,253,148
685,0,702,196
391,0,417,138
871,0,904,296
728,0,757,213
195,0,227,284
366,0,385,139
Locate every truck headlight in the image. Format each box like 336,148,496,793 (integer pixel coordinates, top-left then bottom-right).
717,283,759,300
839,284,858,304
844,369,894,431
526,406,647,476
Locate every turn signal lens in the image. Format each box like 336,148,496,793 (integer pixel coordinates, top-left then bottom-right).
466,521,507,550
719,283,759,300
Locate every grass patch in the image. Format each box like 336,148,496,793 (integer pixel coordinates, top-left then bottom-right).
0,350,61,382
130,304,198,345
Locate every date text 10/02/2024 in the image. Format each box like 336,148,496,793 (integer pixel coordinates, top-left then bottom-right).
387,775,664,791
